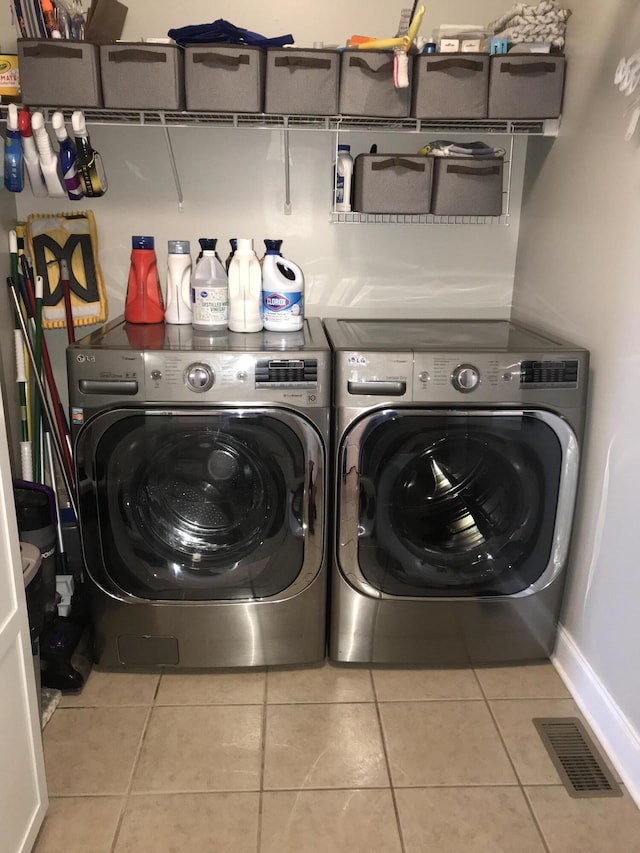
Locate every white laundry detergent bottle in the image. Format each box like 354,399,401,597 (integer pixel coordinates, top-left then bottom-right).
261,240,304,332
334,144,353,212
192,238,228,331
164,240,192,325
228,238,262,333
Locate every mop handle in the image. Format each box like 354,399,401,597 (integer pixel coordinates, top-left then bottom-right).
19,255,74,481
8,277,78,520
60,258,75,344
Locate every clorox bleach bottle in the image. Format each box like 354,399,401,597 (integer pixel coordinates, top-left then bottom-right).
261,240,304,332
228,238,262,332
165,240,192,325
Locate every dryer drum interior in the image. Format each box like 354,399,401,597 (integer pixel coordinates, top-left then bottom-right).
91,412,307,601
356,414,564,597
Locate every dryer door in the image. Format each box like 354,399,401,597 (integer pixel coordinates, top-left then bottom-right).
338,409,579,598
75,407,324,601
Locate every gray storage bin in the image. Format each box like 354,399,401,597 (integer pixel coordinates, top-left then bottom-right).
353,153,432,214
339,50,412,117
17,39,102,107
264,48,339,114
488,55,565,118
185,45,265,112
100,43,184,109
412,54,488,119
431,157,503,216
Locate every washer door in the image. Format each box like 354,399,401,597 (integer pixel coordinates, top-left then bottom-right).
75,408,324,601
338,409,579,598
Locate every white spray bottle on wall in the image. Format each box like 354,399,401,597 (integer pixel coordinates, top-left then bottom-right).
31,111,66,197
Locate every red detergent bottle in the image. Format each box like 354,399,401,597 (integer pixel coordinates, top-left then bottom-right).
125,236,165,324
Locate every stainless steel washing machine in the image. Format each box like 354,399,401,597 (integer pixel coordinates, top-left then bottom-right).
324,319,589,665
67,317,330,668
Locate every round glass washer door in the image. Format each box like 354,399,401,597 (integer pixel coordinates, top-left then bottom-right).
77,409,322,601
342,411,575,598
129,429,275,566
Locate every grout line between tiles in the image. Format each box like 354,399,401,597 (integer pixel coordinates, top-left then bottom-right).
125,786,262,796
370,668,407,853
522,786,555,852
123,782,530,794
152,672,162,702
257,668,269,853
474,669,553,853
109,704,154,853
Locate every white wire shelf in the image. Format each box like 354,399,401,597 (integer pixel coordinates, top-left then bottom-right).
331,211,509,225
3,107,540,220
15,108,560,136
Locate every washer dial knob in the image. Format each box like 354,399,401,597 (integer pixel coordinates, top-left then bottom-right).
451,363,480,393
185,362,215,392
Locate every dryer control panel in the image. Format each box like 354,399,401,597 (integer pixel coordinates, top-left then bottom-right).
411,352,585,405
334,350,586,408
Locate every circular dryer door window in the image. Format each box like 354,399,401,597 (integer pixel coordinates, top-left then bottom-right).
79,409,321,601
350,411,570,597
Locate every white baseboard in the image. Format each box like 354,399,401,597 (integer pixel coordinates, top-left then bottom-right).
553,625,640,806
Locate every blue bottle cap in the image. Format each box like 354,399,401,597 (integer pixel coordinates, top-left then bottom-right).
338,144,351,152
168,240,190,254
199,238,217,250
229,239,238,251
264,239,283,254
132,236,154,249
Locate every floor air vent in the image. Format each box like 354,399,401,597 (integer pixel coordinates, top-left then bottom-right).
533,717,622,798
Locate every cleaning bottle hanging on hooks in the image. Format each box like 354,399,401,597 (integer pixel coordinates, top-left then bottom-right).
4,103,24,193
17,107,47,197
72,110,108,197
31,111,66,197
52,112,83,201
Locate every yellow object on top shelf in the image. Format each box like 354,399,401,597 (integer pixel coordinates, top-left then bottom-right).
357,5,425,52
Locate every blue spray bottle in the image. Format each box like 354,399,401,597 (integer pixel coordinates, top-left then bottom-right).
52,112,83,200
4,103,24,193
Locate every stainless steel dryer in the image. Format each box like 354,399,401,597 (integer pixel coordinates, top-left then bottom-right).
324,319,589,665
67,317,330,668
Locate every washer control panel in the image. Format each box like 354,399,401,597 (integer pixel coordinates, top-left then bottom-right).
142,351,329,406
185,362,215,392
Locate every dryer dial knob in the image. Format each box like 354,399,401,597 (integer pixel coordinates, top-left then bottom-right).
451,364,480,393
186,362,215,392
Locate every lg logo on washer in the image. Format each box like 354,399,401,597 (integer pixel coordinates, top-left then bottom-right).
347,355,367,365
75,354,96,363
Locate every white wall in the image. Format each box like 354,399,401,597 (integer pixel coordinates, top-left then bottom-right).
512,0,640,794
1,0,511,53
5,0,523,332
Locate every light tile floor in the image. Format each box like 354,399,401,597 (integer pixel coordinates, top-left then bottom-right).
34,662,640,853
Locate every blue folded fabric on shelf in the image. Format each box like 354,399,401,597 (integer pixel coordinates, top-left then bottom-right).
168,18,294,48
